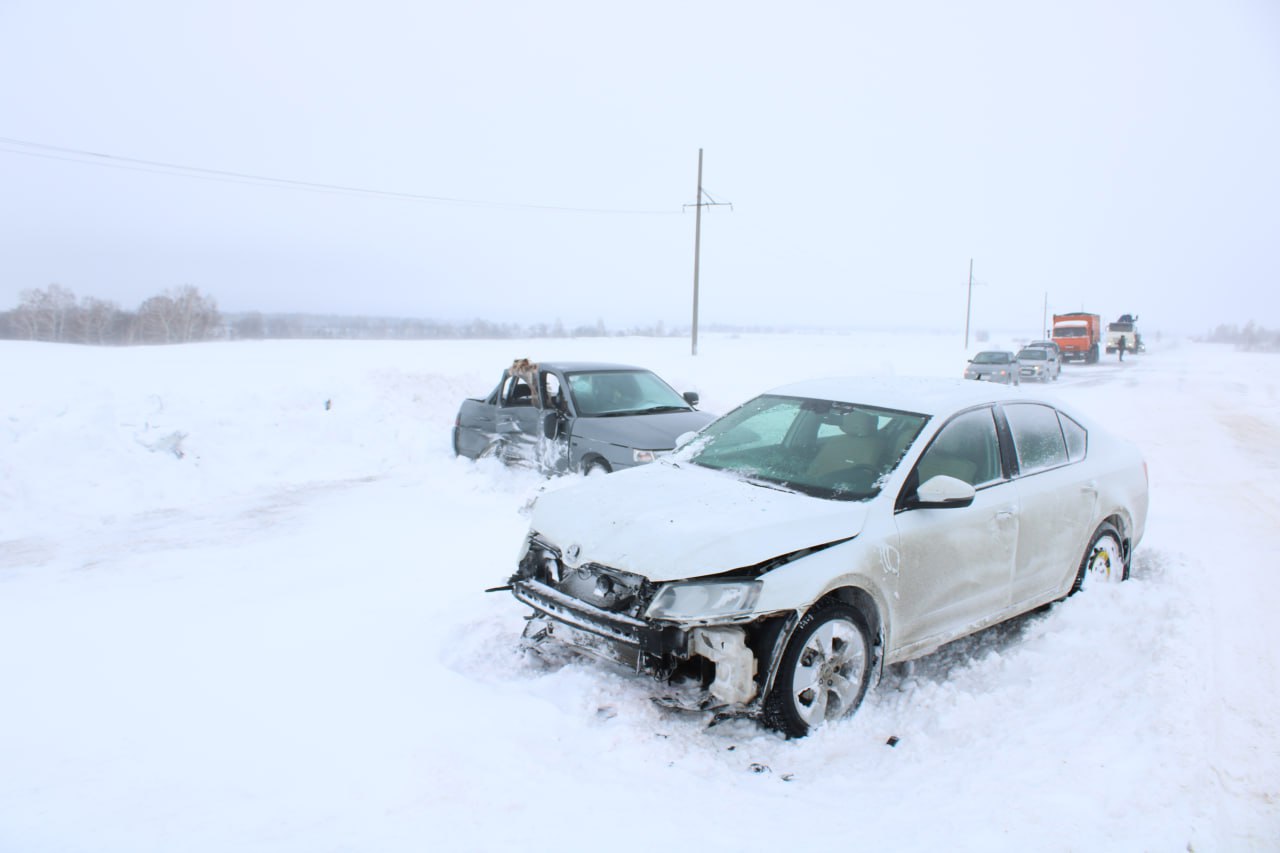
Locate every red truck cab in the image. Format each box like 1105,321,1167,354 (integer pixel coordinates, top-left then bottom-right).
1051,312,1102,363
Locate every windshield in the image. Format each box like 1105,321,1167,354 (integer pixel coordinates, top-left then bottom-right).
567,370,690,417
1017,349,1046,360
682,394,929,501
972,352,1011,364
1054,326,1087,338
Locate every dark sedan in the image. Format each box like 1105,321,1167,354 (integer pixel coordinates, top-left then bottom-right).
453,360,716,475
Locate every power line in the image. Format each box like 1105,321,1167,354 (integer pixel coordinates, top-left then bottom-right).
0,136,680,215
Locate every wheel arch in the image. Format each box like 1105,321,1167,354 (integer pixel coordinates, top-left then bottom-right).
816,585,886,677
1097,511,1134,567
579,453,612,475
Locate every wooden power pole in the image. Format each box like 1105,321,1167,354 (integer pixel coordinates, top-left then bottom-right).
691,149,704,356
964,258,974,348
687,149,730,356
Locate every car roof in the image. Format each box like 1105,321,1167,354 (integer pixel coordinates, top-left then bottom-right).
765,376,1027,416
536,361,649,373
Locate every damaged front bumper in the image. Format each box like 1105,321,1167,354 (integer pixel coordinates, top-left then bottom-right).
511,575,784,713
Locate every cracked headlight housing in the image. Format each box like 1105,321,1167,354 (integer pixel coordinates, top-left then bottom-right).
644,579,762,621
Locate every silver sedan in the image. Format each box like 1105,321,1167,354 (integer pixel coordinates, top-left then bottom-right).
964,350,1020,385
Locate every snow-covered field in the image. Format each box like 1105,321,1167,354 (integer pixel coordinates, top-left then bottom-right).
2,332,1277,852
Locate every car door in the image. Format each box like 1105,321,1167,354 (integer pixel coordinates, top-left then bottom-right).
1003,403,1098,605
891,407,1017,654
495,373,543,465
536,370,574,474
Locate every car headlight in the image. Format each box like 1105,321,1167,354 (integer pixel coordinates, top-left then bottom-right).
645,579,762,621
633,449,658,464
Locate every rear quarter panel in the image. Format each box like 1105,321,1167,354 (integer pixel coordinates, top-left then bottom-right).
455,398,497,458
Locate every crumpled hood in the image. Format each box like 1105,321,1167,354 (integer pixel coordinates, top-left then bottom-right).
572,410,717,450
530,461,869,582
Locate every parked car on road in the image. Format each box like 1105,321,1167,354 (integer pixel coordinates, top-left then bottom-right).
453,359,716,475
1016,347,1061,382
964,351,1020,384
507,377,1149,737
1025,340,1065,363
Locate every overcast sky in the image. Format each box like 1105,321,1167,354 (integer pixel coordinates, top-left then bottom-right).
2,0,1277,335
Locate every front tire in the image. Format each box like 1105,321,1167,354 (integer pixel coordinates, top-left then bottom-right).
582,457,612,476
1072,523,1128,593
762,601,872,738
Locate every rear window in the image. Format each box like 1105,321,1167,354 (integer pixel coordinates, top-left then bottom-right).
1004,403,1069,473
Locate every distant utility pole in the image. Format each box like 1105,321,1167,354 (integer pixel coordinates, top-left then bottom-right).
686,148,730,356
964,259,974,348
1042,292,1049,338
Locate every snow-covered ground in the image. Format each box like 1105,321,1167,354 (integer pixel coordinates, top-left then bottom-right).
1,332,1277,852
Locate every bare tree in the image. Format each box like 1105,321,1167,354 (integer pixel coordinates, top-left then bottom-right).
171,284,220,342
12,285,78,341
75,296,125,344
136,293,177,343
133,286,220,343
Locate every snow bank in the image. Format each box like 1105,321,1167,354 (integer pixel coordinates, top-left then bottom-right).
1,334,1276,851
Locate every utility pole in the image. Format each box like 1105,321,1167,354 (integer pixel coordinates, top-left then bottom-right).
686,149,730,356
1042,292,1048,338
964,258,974,348
691,149,704,357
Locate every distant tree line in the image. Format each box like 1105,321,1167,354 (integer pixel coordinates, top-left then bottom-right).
0,284,221,345
1202,322,1280,352
0,286,693,344
221,313,666,341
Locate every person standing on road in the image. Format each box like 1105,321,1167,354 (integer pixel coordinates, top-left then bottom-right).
1118,335,1127,362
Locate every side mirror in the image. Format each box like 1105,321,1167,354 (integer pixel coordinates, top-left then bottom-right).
541,410,561,440
908,475,976,509
683,391,700,407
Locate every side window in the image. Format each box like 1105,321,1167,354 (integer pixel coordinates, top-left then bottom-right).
1004,403,1069,473
1059,412,1087,462
501,375,534,407
915,407,1002,487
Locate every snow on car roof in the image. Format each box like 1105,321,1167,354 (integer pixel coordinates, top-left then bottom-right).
766,375,1026,415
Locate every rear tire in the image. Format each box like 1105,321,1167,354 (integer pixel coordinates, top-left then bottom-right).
762,601,872,738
